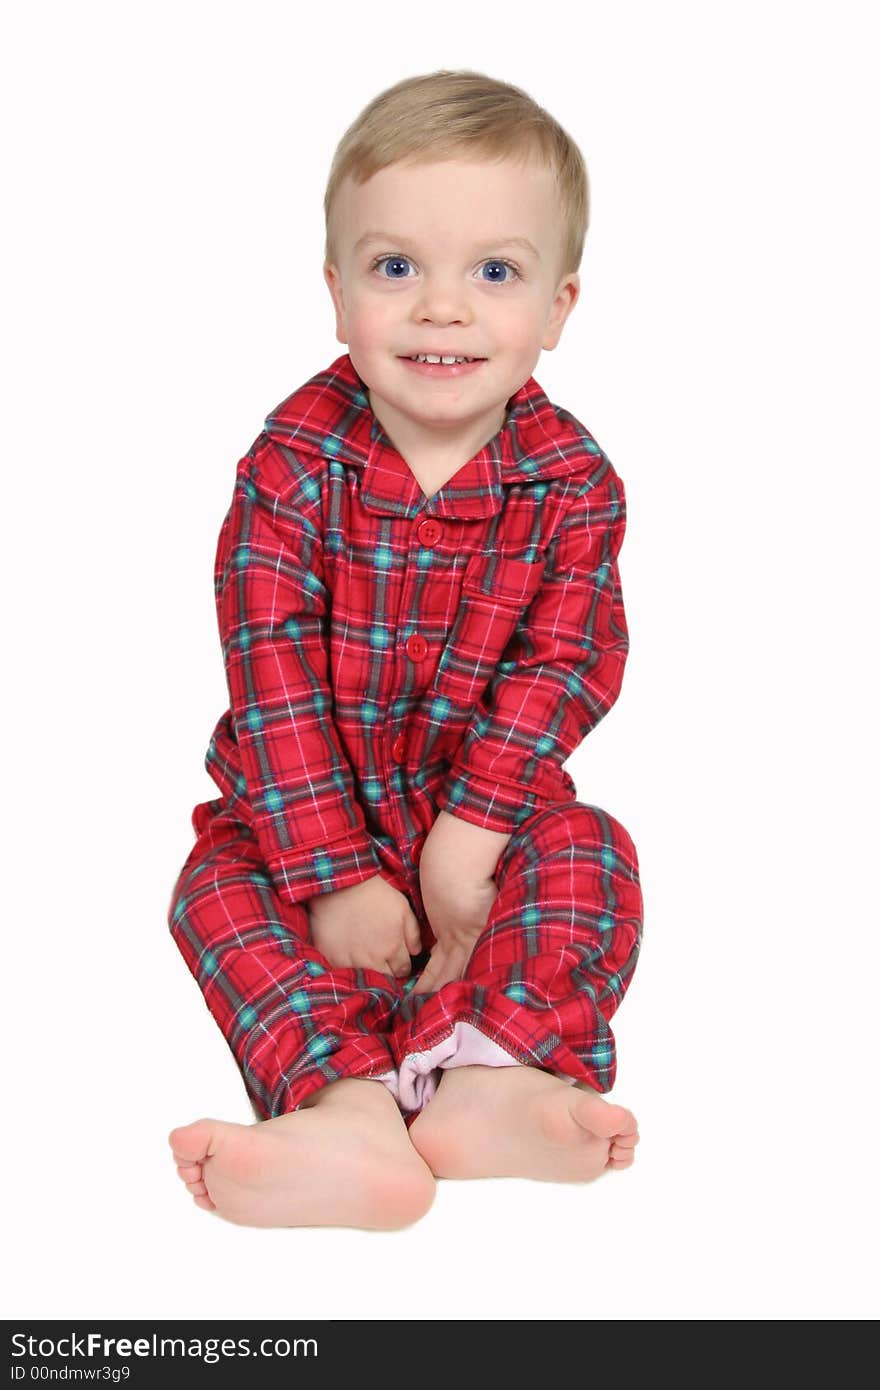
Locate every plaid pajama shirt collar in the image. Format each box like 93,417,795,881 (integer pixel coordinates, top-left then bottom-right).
263,353,607,520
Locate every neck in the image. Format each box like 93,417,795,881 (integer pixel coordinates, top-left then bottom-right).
368,390,509,470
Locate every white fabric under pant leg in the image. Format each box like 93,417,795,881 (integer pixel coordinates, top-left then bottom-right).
371,1021,578,1114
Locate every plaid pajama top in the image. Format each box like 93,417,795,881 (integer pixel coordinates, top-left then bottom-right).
197,351,630,910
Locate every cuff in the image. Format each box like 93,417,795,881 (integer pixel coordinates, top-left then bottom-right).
395,1021,578,1113
435,767,547,833
267,828,382,904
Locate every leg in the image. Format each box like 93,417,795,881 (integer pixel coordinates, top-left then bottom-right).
166,810,435,1227
400,802,643,1181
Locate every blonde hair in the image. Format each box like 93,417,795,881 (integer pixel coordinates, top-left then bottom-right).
324,69,589,279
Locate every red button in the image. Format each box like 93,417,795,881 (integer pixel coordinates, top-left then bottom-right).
405,633,428,661
391,735,407,762
417,519,442,546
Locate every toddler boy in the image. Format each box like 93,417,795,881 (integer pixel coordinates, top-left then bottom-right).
167,69,643,1230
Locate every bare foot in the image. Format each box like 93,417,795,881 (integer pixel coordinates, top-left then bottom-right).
168,1077,436,1229
407,1064,640,1183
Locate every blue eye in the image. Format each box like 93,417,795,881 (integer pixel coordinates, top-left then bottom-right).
370,254,521,283
481,260,517,283
374,255,414,279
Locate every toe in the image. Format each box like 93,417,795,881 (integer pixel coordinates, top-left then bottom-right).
609,1140,635,1159
176,1163,203,1183
612,1131,640,1150
570,1094,637,1142
607,1134,637,1167
168,1120,215,1166
192,1194,216,1211
186,1180,209,1196
612,1107,639,1138
607,1152,635,1170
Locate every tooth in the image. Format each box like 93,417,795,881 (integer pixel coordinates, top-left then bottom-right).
409,353,475,363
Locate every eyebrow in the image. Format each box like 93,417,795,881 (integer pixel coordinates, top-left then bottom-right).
353,231,541,260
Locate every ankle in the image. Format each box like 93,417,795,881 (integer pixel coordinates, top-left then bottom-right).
299,1075,399,1114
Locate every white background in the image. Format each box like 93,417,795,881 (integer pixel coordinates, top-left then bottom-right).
3,0,877,1321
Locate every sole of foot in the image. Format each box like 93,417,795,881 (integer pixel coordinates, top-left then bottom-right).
168,1080,437,1230
408,1063,640,1183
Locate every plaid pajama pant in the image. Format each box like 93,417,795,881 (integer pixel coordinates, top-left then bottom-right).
167,353,643,1120
168,793,642,1119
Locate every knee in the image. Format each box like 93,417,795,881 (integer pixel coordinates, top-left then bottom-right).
513,800,639,867
165,829,309,945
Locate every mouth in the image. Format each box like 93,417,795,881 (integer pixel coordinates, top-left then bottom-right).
400,352,486,364
398,353,487,377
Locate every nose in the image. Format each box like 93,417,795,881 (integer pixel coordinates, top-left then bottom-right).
412,271,473,326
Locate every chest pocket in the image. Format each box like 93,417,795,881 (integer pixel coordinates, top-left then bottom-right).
432,552,546,708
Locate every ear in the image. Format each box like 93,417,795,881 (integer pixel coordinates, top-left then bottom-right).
543,272,580,351
323,262,349,346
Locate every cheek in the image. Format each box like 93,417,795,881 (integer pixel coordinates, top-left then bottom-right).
486,297,544,350
345,294,401,353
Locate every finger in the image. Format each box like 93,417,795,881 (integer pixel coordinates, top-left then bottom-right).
411,966,434,994
411,947,441,994
414,964,453,994
414,945,462,994
404,912,423,956
389,948,413,978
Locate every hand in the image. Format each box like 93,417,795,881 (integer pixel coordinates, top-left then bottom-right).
307,873,422,978
413,875,499,994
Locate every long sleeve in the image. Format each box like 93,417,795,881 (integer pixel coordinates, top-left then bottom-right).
434,472,630,833
214,443,382,902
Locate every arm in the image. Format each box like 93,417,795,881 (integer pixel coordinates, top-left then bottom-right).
216,439,382,904
413,472,630,994
412,810,511,993
420,809,512,882
434,471,630,832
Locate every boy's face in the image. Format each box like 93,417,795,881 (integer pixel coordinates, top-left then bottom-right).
324,155,580,450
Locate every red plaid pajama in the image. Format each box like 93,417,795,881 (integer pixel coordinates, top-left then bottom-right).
167,353,643,1117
